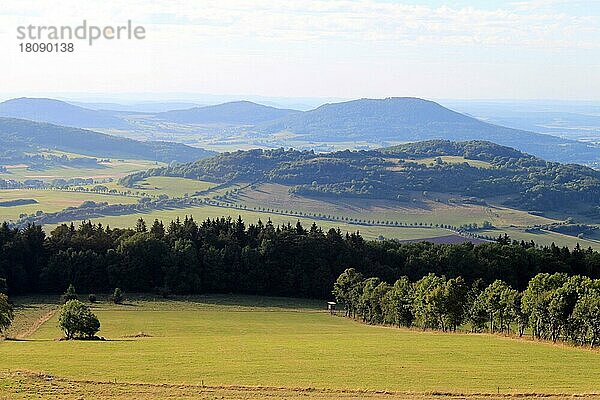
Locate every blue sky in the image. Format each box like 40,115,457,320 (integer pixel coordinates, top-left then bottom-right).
2,0,600,101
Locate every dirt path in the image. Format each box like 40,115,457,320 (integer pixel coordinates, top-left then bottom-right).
15,308,59,339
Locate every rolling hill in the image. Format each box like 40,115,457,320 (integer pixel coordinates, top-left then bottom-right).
0,117,214,163
255,97,600,165
123,140,600,213
0,98,132,129
156,100,300,124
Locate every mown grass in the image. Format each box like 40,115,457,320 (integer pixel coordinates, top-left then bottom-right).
1,295,599,397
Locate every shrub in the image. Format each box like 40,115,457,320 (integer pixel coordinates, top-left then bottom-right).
0,278,7,295
0,293,14,335
112,288,123,304
58,300,100,339
88,294,97,303
61,284,78,303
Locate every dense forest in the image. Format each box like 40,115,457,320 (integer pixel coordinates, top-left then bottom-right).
333,269,600,347
122,140,600,212
1,217,599,298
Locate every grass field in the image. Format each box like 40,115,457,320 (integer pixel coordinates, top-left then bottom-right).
0,158,159,181
132,176,217,197
0,189,139,222
410,156,493,169
235,183,552,227
1,295,599,399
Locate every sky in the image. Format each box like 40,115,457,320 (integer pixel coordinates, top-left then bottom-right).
2,0,600,101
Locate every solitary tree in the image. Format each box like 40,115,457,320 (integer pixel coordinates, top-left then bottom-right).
0,293,14,336
58,300,100,339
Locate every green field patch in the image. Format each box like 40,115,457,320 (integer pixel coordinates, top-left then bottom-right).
1,296,599,395
234,183,554,229
132,176,217,197
0,189,138,222
408,156,493,168
0,158,160,182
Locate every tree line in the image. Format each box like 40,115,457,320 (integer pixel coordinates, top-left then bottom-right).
333,269,600,347
1,217,600,299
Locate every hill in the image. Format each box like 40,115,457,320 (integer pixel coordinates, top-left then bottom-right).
0,98,132,129
0,118,214,163
122,140,600,212
256,97,600,165
156,100,300,124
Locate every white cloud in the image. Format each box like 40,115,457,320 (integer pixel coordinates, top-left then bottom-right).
1,0,599,99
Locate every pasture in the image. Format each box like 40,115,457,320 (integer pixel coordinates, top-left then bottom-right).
1,295,599,399
130,176,217,197
0,189,138,222
0,158,159,182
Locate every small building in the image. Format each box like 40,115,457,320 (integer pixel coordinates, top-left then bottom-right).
327,301,336,315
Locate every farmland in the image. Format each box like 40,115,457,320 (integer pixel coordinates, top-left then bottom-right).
2,154,600,249
1,295,599,399
0,157,159,182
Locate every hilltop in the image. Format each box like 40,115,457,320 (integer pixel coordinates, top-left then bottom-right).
255,97,600,164
156,100,300,124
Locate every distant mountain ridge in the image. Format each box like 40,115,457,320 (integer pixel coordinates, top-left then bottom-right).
255,97,600,165
155,101,300,124
3,96,599,166
0,118,214,163
0,98,132,129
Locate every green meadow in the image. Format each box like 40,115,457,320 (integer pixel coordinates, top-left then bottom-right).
1,295,599,399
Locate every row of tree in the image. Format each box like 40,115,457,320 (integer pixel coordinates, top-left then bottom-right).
333,269,600,347
1,217,600,299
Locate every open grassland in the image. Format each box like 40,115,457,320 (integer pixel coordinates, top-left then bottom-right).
132,176,217,197
409,156,493,169
235,183,554,228
0,189,138,222
0,158,160,181
1,295,600,399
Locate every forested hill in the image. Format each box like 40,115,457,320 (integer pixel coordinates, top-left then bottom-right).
122,140,600,212
255,97,600,165
0,117,215,163
156,101,300,124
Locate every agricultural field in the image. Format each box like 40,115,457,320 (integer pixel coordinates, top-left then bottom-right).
233,183,553,228
0,189,138,222
1,295,599,399
0,158,159,182
129,176,217,197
